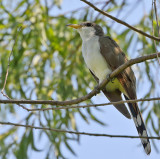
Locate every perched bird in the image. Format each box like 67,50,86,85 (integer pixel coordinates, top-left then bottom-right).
67,22,151,155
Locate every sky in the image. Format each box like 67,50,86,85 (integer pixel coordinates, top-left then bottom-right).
33,0,160,159
1,0,160,159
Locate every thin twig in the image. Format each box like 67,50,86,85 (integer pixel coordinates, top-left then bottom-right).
0,121,159,139
0,26,29,111
110,0,125,27
121,0,141,21
152,0,160,64
1,26,22,94
153,0,160,37
0,53,160,107
80,0,160,41
94,0,111,20
0,97,160,111
24,97,160,111
51,1,107,18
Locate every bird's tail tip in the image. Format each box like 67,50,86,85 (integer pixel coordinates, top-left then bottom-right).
128,102,151,155
133,114,151,155
144,142,151,155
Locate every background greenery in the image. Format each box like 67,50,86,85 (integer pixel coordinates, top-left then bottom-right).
0,0,160,158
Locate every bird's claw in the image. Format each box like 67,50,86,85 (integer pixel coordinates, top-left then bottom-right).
107,74,115,83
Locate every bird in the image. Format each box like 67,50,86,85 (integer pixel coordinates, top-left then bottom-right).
67,22,151,155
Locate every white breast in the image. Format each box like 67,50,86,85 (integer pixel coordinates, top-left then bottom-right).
82,36,111,82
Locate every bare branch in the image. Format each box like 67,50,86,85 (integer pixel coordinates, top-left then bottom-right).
80,0,160,41
0,97,160,111
0,121,159,139
22,97,160,111
1,53,160,106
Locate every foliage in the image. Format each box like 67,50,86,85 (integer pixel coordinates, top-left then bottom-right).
0,0,160,158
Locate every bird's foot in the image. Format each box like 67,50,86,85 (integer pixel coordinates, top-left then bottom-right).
106,74,115,83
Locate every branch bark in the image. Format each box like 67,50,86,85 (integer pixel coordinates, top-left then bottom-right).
0,97,160,111
81,0,160,41
0,121,159,140
1,53,160,106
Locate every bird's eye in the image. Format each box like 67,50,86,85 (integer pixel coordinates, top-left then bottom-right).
86,23,92,27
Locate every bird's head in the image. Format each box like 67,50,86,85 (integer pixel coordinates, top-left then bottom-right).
67,22,104,40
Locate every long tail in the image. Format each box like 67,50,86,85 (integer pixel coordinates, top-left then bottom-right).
124,96,151,155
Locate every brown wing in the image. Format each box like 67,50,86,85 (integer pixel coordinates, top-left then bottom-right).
99,36,151,154
99,36,136,99
89,69,131,119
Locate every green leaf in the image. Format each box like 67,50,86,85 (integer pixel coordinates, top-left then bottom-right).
64,141,76,156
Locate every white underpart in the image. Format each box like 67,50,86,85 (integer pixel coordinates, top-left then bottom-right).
77,27,126,93
77,27,111,82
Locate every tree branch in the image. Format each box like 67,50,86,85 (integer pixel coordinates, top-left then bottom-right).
1,53,160,106
0,121,159,139
0,97,160,111
80,0,160,41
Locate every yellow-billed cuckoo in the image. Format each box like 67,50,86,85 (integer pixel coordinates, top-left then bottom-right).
67,22,151,155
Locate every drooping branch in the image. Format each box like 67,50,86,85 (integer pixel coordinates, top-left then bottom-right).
0,52,160,107
1,26,29,111
152,0,160,64
1,26,22,94
153,0,160,37
0,121,159,140
81,0,160,41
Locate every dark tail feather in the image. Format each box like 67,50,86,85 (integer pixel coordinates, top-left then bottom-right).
124,95,151,155
102,90,131,119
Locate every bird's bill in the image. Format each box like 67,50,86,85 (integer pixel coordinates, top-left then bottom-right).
66,24,82,29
